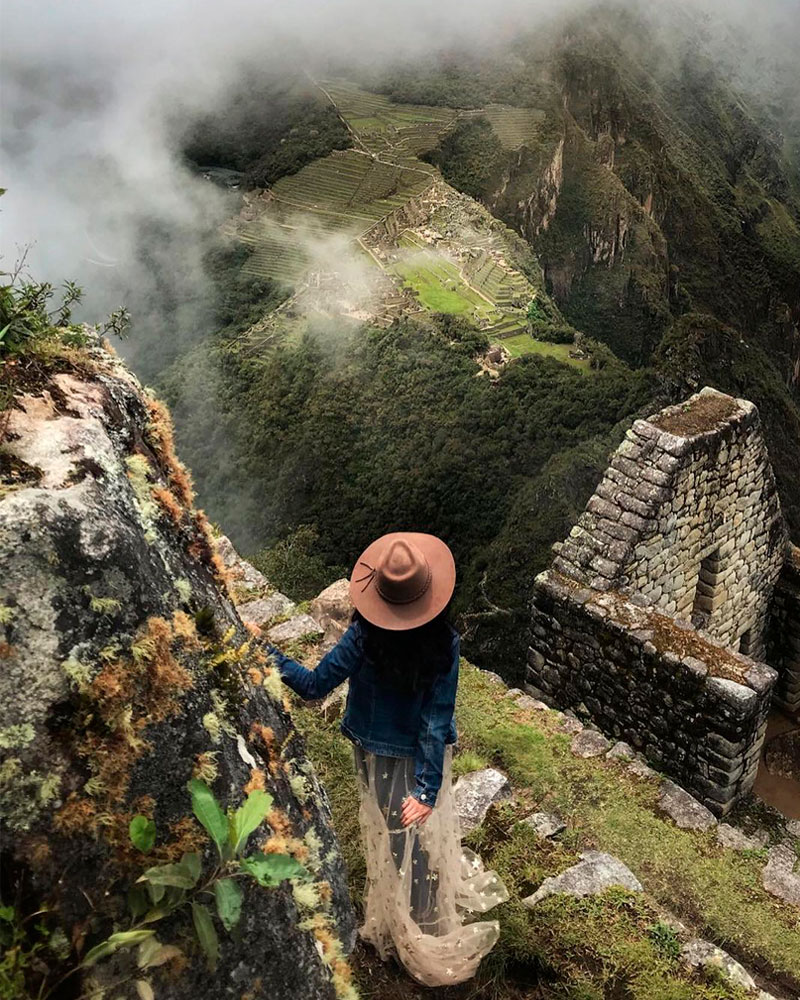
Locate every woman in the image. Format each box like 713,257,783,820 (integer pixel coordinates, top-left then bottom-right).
268,532,508,987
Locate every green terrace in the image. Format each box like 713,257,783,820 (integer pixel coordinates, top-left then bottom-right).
479,104,548,150
268,150,434,233
319,79,460,156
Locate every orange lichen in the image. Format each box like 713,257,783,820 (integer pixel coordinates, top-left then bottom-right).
142,617,193,720
245,623,263,638
244,768,266,794
266,808,293,838
145,397,194,507
251,723,282,777
0,642,15,659
247,666,264,685
172,610,201,649
153,485,185,525
54,795,97,836
262,835,309,863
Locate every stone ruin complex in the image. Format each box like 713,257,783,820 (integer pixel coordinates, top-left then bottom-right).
526,387,800,816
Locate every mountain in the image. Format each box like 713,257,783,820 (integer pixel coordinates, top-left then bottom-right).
131,2,800,674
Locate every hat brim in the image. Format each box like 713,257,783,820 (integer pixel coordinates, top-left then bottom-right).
349,532,456,631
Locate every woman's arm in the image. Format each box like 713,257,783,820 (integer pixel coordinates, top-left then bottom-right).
403,633,459,823
268,621,362,700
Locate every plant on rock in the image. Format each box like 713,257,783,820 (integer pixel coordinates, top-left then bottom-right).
26,779,311,997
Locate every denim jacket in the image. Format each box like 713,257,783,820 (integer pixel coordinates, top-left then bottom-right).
269,618,458,807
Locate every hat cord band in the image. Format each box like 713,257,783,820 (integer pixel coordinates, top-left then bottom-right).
377,565,432,605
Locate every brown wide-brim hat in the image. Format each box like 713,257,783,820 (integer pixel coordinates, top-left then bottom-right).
349,532,456,631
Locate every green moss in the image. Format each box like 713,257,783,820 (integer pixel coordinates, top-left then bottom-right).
293,661,800,998
62,654,94,693
0,724,35,749
452,749,489,777
0,758,61,831
125,453,159,544
174,578,192,604
0,604,16,626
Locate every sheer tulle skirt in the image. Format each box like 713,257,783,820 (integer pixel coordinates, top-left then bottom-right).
354,746,509,987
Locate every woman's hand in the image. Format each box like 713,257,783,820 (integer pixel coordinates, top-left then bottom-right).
401,795,433,827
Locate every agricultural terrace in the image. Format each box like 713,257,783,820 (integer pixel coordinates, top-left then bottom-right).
464,250,533,308
479,104,547,149
319,79,460,157
268,150,433,233
234,223,310,284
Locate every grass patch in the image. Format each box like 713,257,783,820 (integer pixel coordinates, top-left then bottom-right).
391,252,495,317
501,333,591,370
291,661,796,998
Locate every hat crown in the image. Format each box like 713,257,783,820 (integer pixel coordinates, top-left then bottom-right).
376,539,431,604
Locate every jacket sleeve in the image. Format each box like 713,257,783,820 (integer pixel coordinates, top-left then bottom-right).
411,632,460,808
268,622,362,700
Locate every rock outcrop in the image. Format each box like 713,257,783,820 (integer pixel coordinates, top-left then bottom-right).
0,342,355,1000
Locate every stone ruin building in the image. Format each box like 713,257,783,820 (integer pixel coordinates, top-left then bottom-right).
526,386,800,816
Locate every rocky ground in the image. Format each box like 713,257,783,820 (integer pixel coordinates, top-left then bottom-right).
222,539,800,1000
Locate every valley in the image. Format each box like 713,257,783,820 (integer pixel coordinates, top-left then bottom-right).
220,78,585,369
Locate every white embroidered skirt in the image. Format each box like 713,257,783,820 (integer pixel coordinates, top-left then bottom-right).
354,745,509,987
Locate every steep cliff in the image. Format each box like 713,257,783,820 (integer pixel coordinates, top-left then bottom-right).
0,336,356,1000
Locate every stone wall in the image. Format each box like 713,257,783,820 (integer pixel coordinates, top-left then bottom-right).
553,387,787,657
767,545,800,719
531,387,791,816
527,571,777,815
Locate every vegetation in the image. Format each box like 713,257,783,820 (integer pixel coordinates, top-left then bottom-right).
181,74,351,188
294,662,799,999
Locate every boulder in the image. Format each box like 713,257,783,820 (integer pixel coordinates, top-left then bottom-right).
514,694,549,711
571,730,612,758
268,614,324,645
523,851,642,906
309,578,353,631
453,768,512,832
680,939,756,991
658,780,717,831
762,842,800,904
716,823,768,851
237,592,296,627
558,715,584,735
606,741,636,761
0,352,355,1000
214,534,269,592
520,811,566,839
627,758,658,780
480,670,506,686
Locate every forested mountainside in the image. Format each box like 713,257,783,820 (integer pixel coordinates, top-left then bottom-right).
148,2,800,676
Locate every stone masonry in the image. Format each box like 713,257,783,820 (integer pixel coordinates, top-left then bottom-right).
527,387,796,816
767,544,800,717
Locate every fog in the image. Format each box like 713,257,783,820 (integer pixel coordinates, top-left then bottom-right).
1,0,796,348
1,0,797,542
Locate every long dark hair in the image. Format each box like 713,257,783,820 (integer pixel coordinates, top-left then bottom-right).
353,607,454,694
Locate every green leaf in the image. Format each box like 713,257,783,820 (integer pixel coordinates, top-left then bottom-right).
188,779,228,857
139,859,198,889
182,851,202,882
0,906,14,922
127,885,149,919
191,902,219,972
146,881,165,905
137,935,184,969
129,815,156,853
83,929,155,967
240,853,310,888
214,878,243,932
229,789,273,855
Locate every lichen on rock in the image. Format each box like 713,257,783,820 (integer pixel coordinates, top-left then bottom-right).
0,342,355,999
